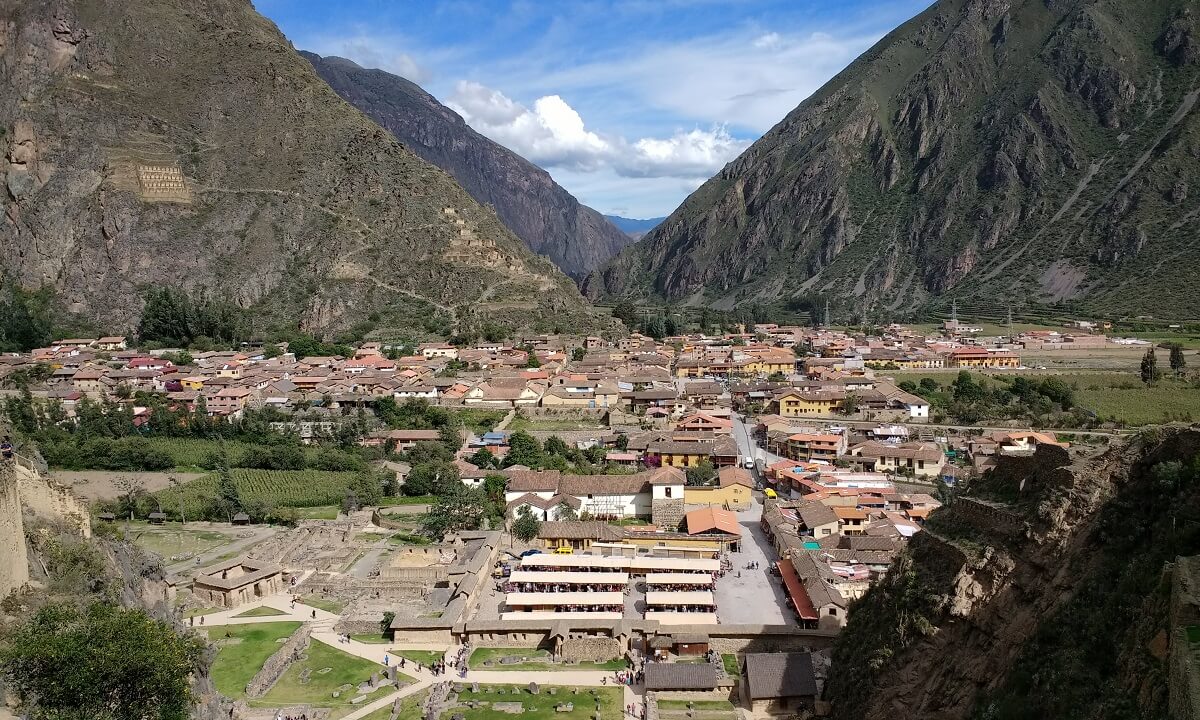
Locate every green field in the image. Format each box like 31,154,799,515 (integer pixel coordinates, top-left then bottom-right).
207,622,303,698
388,532,431,546
379,495,437,506
257,639,409,709
507,416,608,432
440,686,622,720
129,525,231,558
392,650,445,667
658,698,736,711
153,469,361,518
233,606,287,618
294,505,341,520
183,606,222,619
467,647,623,672
301,595,345,614
360,691,427,720
721,653,738,675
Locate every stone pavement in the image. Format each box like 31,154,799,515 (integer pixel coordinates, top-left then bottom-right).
712,500,790,625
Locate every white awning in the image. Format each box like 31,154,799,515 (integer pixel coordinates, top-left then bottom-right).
644,612,718,625
645,591,716,606
501,611,624,621
505,591,624,606
645,572,714,586
508,571,629,585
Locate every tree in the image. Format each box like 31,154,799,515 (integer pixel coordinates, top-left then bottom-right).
1140,347,1161,385
469,448,498,469
439,423,463,454
611,300,638,329
212,449,241,522
504,431,543,468
841,393,860,415
572,346,586,362
404,460,459,496
0,281,54,353
685,459,717,486
0,602,205,720
380,611,395,635
1169,343,1187,377
543,435,570,458
347,471,384,507
554,505,579,521
483,474,508,509
421,485,491,538
512,506,541,543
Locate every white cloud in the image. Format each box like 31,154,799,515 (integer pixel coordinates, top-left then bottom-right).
447,81,748,179
303,32,434,83
752,32,782,50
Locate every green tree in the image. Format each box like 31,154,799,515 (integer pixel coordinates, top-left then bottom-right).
347,471,384,507
403,460,459,496
572,346,586,362
212,449,241,522
468,447,498,469
0,602,205,720
504,431,543,468
543,435,570,458
554,505,579,521
483,473,508,509
0,281,54,353
439,423,463,454
611,300,638,328
1168,343,1187,377
421,485,491,538
685,459,717,486
1140,347,1161,385
512,506,541,543
841,393,861,415
380,611,395,635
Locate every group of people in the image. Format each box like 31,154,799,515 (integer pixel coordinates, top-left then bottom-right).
1,436,13,461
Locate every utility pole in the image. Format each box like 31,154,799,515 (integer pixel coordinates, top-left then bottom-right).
823,299,830,328
1006,306,1014,341
950,299,958,325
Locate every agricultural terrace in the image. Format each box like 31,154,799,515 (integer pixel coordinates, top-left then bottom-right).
153,469,362,519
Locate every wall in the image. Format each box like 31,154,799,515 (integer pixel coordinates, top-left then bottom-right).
245,625,312,698
0,464,29,599
560,636,621,662
15,462,91,538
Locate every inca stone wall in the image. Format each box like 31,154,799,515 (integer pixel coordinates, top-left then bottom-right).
0,464,29,599
245,625,312,698
17,466,91,538
560,636,621,663
652,498,685,529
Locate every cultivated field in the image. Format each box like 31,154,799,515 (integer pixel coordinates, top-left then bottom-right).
153,469,361,518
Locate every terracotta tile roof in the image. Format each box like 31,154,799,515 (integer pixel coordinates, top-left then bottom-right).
684,507,742,536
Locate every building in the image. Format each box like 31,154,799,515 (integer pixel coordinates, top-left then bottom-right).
945,346,1021,368
742,653,818,716
682,466,754,510
191,558,283,608
848,441,945,478
773,388,844,417
784,432,846,463
643,662,719,692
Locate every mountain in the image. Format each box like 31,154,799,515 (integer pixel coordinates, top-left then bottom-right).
0,0,610,339
604,214,666,241
585,0,1200,321
303,52,636,281
825,429,1200,720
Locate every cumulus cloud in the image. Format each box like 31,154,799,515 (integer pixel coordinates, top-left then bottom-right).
447,81,747,178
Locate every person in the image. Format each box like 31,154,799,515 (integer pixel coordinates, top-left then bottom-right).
383,654,389,666
1,437,13,461
311,609,316,619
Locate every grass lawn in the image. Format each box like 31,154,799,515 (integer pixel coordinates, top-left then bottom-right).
379,495,436,506
467,647,623,672
183,606,222,618
359,690,427,720
388,532,431,545
294,505,340,520
208,622,302,698
721,654,739,675
301,596,345,614
257,639,411,709
351,633,393,644
233,606,288,618
658,698,736,711
130,525,230,559
440,686,621,720
393,650,445,667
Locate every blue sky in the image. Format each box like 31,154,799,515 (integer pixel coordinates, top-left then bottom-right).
256,0,932,218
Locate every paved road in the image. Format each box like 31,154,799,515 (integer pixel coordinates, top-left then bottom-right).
713,500,790,625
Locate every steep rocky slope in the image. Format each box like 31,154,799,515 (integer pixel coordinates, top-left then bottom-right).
0,0,609,338
304,52,635,281
586,0,1200,321
826,428,1200,720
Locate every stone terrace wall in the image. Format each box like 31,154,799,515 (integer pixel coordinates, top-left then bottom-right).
245,625,312,698
0,464,29,600
561,636,621,662
15,462,91,538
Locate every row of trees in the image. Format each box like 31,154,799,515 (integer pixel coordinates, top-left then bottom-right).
1140,344,1187,385
466,430,621,474
898,371,1078,424
0,280,55,353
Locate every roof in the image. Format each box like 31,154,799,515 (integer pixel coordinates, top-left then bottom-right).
646,591,715,606
684,507,742,536
643,663,718,691
776,559,818,621
743,653,818,700
507,571,628,584
536,521,623,542
717,466,754,489
795,501,839,529
505,591,623,605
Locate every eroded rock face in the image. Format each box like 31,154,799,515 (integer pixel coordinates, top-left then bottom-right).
0,0,606,337
586,0,1200,320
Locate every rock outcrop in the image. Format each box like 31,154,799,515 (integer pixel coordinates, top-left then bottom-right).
586,0,1200,321
304,53,636,281
826,428,1200,720
0,0,609,337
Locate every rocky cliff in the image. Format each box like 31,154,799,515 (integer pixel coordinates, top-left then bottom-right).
304,52,635,281
826,428,1200,720
0,0,609,338
585,0,1200,321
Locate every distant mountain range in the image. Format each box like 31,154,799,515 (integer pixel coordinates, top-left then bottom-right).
304,52,636,281
586,0,1200,321
0,0,608,338
604,215,667,240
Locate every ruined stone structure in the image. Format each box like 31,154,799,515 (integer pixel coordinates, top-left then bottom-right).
17,466,91,538
136,164,189,201
651,497,685,529
245,625,312,698
559,636,622,663
192,558,283,608
0,463,29,599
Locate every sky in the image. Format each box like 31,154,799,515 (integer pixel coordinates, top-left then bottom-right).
256,0,932,219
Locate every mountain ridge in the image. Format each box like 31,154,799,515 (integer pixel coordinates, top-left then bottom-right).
0,0,609,339
303,51,636,280
584,0,1200,321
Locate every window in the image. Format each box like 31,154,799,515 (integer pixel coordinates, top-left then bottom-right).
828,608,837,616
664,487,672,498
821,528,831,535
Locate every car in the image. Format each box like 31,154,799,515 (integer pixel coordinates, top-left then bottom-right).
743,458,756,469
763,488,778,499
519,549,542,558
553,546,574,555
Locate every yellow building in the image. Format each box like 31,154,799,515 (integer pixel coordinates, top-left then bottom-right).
180,376,206,391
683,467,754,510
773,389,844,417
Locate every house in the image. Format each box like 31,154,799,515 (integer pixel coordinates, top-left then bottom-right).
361,429,442,450
683,507,742,541
190,557,283,608
646,435,739,468
847,441,945,478
773,388,845,417
674,412,733,434
536,520,624,550
945,346,1020,368
71,368,106,393
95,336,128,351
464,378,544,407
683,466,754,510
419,343,459,360
742,653,818,716
503,466,686,521
783,432,847,463
643,663,719,692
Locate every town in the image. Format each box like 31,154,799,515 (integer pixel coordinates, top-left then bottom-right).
3,314,1183,720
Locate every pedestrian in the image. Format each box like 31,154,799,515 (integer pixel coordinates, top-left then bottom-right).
384,654,389,666
311,609,316,619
